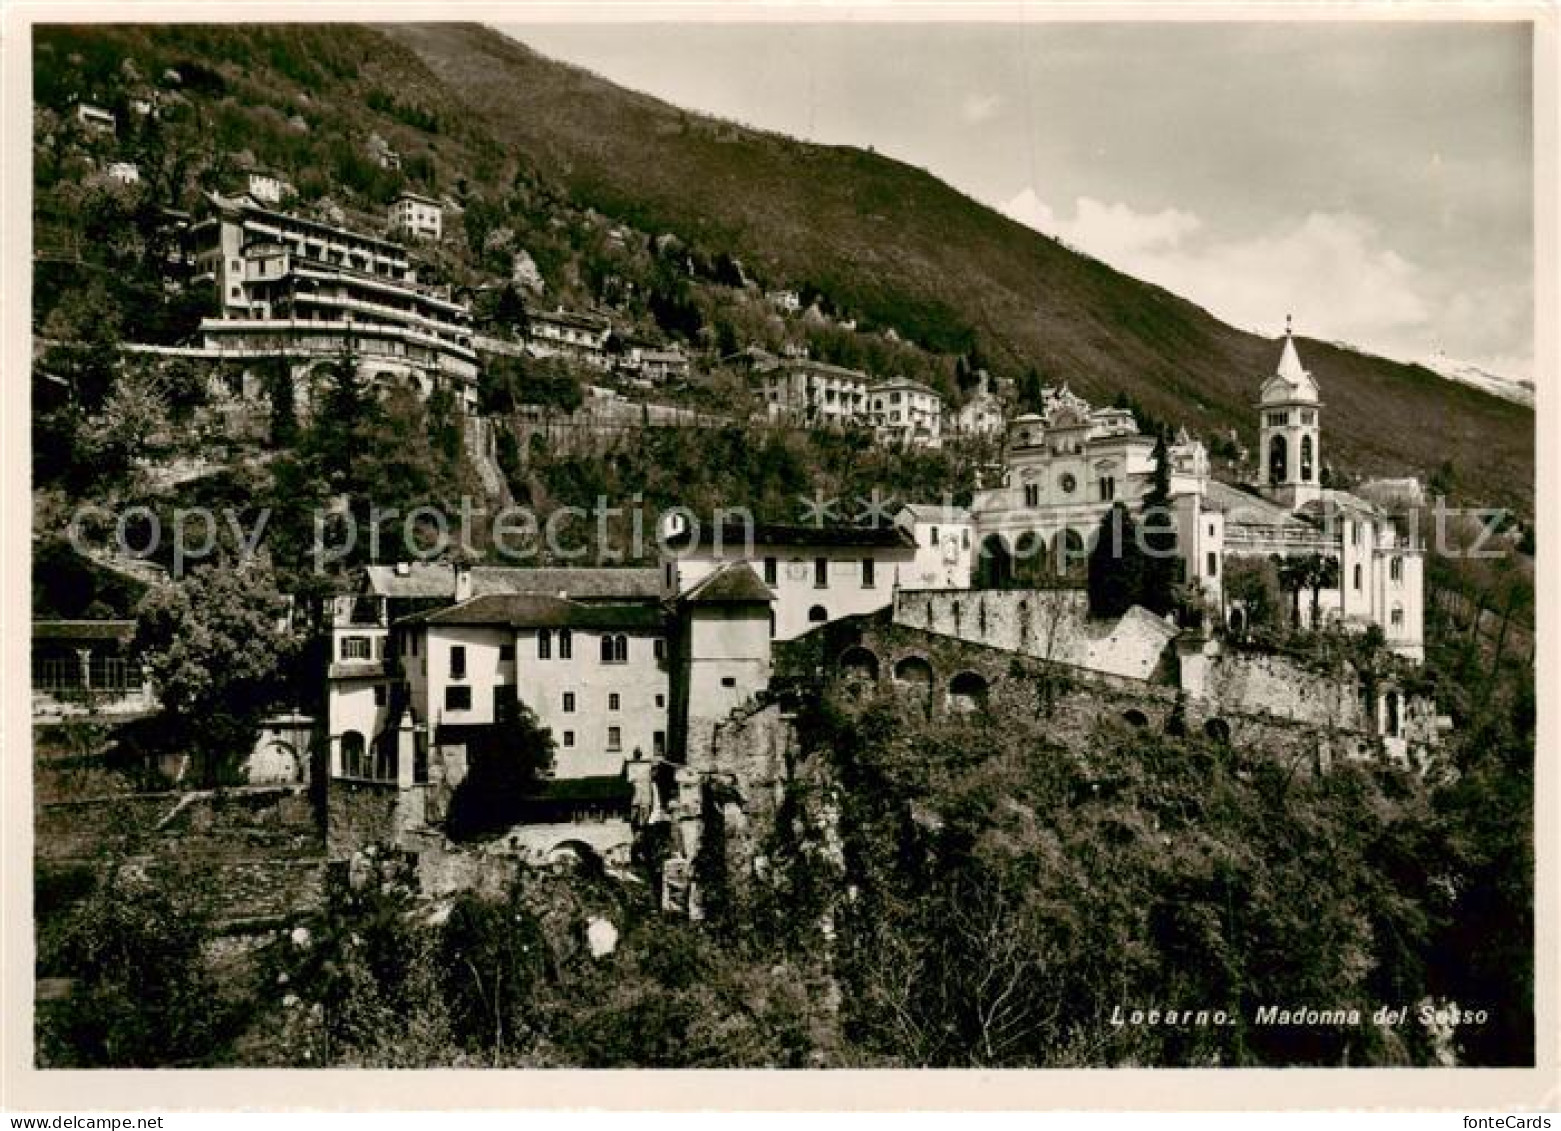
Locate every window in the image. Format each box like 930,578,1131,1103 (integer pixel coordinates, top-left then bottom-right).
1302,409,1315,425
563,730,575,748
808,605,829,623
373,684,387,707
445,685,472,711
609,693,621,711
654,637,667,662
450,645,466,679
1206,551,1218,578
653,731,667,757
601,634,628,663
499,643,515,662
1023,483,1040,507
1300,435,1314,482
655,693,666,708
1208,522,1216,537
607,726,622,751
1099,476,1116,502
563,692,576,713
537,629,551,659
1391,606,1404,629
814,558,829,588
665,562,675,588
340,636,372,661
558,628,572,659
962,529,970,549
1352,522,1363,547
1353,564,1363,591
1390,557,1403,582
340,731,367,778
1059,473,1077,494
763,557,777,585
929,526,939,547
861,558,876,588
721,676,737,688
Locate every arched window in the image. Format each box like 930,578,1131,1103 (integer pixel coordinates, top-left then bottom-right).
372,732,398,782
1390,557,1403,582
1268,434,1288,484
1385,691,1401,737
976,534,1013,590
808,605,829,624
340,730,366,778
558,628,573,659
1300,435,1314,482
538,629,552,659
1353,563,1362,591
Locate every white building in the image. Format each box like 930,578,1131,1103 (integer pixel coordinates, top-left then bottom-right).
755,358,870,428
389,190,443,241
106,162,140,185
869,377,944,447
661,518,919,641
896,504,976,590
528,307,613,370
246,171,291,206
968,329,1425,659
952,378,1005,438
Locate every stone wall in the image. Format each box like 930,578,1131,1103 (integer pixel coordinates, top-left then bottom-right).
891,588,1178,682
36,785,326,929
325,779,403,859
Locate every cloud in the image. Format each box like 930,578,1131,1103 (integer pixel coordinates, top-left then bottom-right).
960,92,1003,124
1002,189,1449,366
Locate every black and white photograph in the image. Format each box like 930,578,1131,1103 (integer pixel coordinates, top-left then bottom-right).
6,2,1553,1105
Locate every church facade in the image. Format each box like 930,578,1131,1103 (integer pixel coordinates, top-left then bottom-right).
968,330,1425,660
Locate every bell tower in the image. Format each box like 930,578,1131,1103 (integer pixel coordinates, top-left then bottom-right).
1257,317,1323,509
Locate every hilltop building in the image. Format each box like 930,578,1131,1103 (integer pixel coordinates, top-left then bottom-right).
951,373,1006,437
190,193,479,409
869,377,944,447
389,190,443,241
527,307,613,370
755,358,870,427
968,328,1424,658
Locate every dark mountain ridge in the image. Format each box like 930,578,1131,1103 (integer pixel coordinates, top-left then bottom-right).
380,22,1532,510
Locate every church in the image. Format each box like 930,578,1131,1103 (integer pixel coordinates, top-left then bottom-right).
968,326,1426,660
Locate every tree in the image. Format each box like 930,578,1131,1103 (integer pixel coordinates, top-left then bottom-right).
1303,553,1341,629
37,870,224,1066
133,558,300,781
264,355,298,447
446,706,558,839
1087,503,1144,618
1223,557,1282,635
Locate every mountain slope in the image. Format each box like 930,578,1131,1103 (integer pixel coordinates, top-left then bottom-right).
380,22,1532,510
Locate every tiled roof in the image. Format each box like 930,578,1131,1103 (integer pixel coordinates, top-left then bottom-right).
663,521,916,551
679,562,774,605
897,503,972,524
401,593,667,630
363,564,661,601
1204,480,1314,529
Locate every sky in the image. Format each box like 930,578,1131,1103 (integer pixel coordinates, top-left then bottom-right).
498,20,1534,383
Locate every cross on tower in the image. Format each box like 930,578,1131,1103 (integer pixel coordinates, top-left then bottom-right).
1285,313,1293,336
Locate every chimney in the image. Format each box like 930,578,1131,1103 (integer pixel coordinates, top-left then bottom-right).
454,562,473,602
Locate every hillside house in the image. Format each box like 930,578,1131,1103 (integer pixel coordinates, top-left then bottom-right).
869,377,944,447
389,190,442,241
74,102,116,133
528,307,613,370
755,358,870,428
